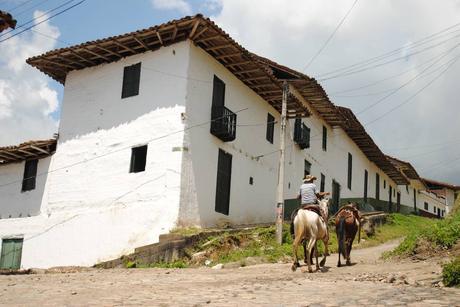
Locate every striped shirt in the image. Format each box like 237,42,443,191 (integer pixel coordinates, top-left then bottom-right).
300,183,318,205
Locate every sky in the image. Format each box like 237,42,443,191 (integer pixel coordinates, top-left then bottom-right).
0,0,459,185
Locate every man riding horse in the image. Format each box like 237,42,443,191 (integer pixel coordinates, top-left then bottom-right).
290,174,329,237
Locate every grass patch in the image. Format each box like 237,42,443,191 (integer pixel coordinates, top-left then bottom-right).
389,211,460,257
124,260,188,269
187,213,427,265
442,256,460,287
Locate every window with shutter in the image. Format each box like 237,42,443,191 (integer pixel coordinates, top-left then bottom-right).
215,149,232,215
347,153,352,190
322,125,327,151
22,159,38,192
130,145,147,173
375,173,380,200
304,159,311,177
212,75,225,107
320,173,325,192
121,62,141,98
266,113,275,144
364,169,368,202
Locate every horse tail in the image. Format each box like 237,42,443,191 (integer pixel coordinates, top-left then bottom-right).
337,216,346,258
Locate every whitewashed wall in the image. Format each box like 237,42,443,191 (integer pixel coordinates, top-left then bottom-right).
419,190,447,217
0,41,190,268
0,157,51,219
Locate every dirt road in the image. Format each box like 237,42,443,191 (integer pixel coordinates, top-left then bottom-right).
0,240,459,306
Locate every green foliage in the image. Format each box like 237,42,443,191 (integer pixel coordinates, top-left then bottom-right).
148,260,188,269
442,256,460,287
124,261,136,268
391,211,460,256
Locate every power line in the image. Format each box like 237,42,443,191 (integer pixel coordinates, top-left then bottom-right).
363,54,459,126
6,0,36,12
318,34,460,81
302,0,358,71
0,108,249,190
0,0,85,43
15,0,56,17
316,20,460,79
356,45,460,115
0,0,77,39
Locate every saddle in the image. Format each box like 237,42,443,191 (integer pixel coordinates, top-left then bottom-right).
301,204,322,217
337,204,361,223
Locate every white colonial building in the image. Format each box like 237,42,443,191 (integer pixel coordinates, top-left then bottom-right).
0,15,458,269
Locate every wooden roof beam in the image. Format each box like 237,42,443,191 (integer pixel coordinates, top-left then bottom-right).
82,47,111,61
113,39,137,54
69,50,97,65
226,60,253,67
0,151,23,159
96,45,123,58
234,68,262,75
132,35,150,51
0,153,15,161
216,52,242,60
156,31,164,46
192,26,208,41
205,43,233,52
195,34,221,44
39,58,75,70
171,25,178,41
189,20,200,38
54,55,86,68
18,149,37,156
245,76,270,82
30,145,50,155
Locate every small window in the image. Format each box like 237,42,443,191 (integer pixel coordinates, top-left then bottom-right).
433,206,436,213
383,180,386,189
375,173,380,200
130,145,147,173
212,75,225,107
266,113,275,144
22,159,38,192
249,177,254,185
424,202,428,210
347,153,352,190
122,62,141,98
304,159,312,177
320,173,325,192
406,185,409,193
322,125,327,151
364,170,368,202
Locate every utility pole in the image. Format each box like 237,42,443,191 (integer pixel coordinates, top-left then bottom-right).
275,81,288,244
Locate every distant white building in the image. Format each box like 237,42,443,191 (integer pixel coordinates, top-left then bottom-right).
0,15,458,269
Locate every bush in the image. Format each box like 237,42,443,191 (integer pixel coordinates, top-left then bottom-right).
442,257,460,287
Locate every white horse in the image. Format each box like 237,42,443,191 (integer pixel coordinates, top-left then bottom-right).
291,198,330,273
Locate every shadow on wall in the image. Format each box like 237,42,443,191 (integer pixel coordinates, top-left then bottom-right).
0,157,50,219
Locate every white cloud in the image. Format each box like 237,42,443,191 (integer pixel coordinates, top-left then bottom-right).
151,0,192,15
210,0,460,184
0,10,60,146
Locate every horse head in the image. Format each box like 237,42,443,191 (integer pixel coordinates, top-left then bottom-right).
318,197,331,219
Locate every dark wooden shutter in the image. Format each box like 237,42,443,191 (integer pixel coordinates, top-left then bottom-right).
320,173,325,192
215,149,232,215
304,159,311,177
130,145,147,173
212,75,225,107
22,159,38,192
375,173,380,200
364,169,368,202
303,123,310,149
413,189,417,212
266,113,275,144
121,62,141,98
322,125,327,151
347,153,352,190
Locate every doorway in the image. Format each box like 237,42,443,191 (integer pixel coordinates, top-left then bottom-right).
331,180,341,214
0,238,23,269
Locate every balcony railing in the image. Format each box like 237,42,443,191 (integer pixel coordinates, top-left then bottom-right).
210,106,237,142
294,119,310,149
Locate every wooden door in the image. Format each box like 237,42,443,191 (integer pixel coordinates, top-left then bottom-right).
0,239,23,269
331,180,341,214
397,192,401,213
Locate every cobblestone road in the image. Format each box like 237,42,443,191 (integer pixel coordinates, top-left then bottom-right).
1,241,459,306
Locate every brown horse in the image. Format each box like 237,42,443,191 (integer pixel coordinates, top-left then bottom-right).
335,204,361,267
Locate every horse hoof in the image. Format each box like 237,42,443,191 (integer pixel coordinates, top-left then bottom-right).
291,263,299,271
320,259,326,267
308,268,313,273
337,263,341,267
346,261,351,266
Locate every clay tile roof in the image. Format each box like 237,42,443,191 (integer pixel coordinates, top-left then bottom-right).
386,155,422,181
421,177,460,191
0,139,57,165
26,14,409,185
